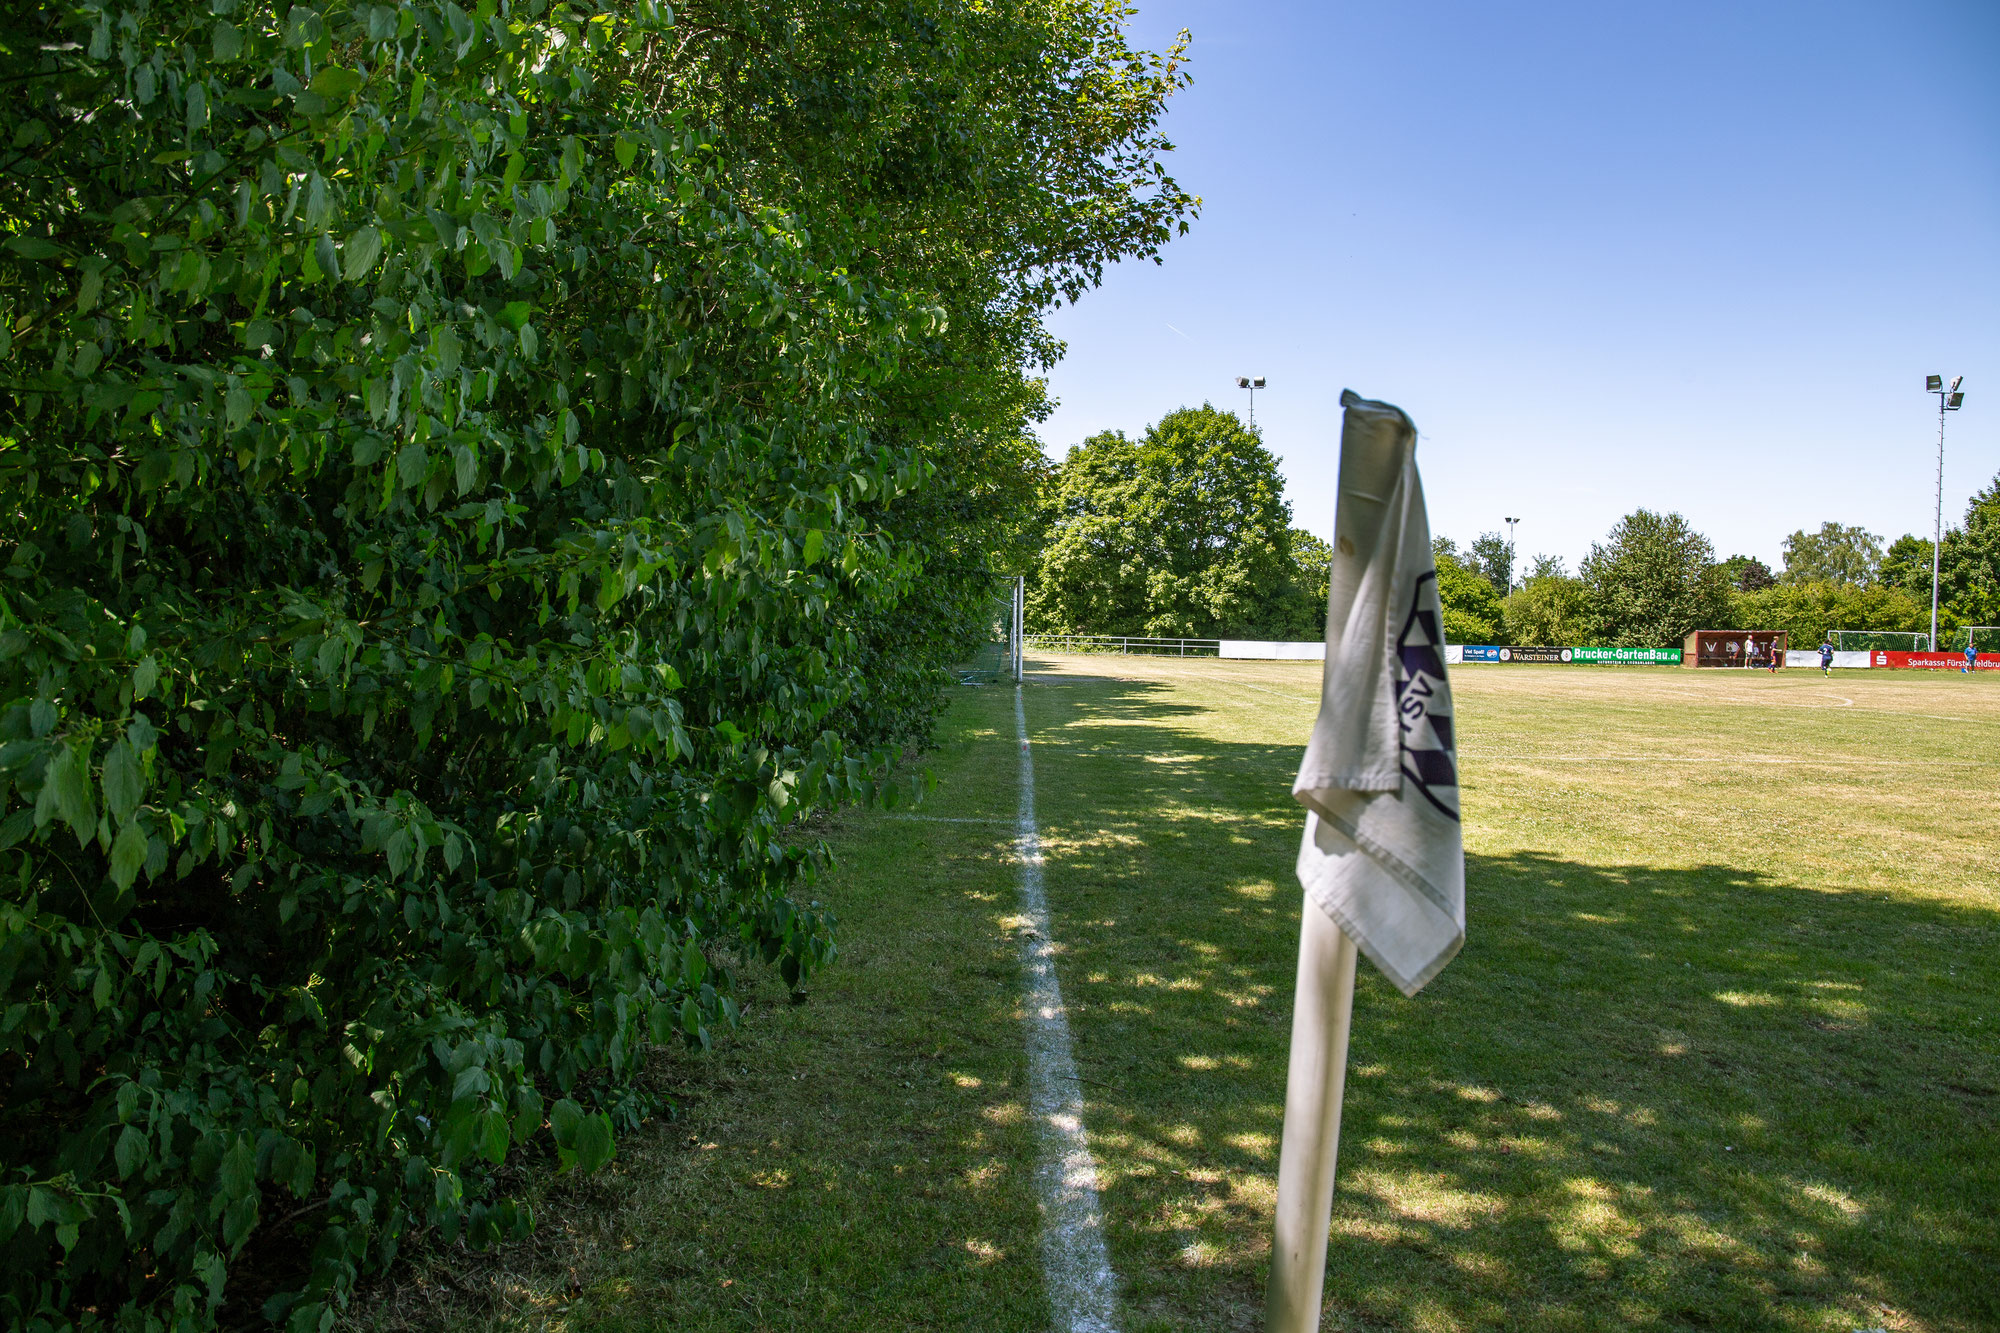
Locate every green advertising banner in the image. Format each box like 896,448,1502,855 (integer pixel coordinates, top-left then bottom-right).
1571,646,1682,665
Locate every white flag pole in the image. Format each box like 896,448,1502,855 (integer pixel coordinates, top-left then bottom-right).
1264,906,1359,1333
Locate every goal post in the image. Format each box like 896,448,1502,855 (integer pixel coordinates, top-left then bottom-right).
955,575,1024,684
1831,630,1931,652
1937,626,2000,654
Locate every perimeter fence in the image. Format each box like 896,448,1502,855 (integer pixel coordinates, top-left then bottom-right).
1024,634,1222,657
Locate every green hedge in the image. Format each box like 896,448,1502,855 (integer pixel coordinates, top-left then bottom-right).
0,3,1191,1329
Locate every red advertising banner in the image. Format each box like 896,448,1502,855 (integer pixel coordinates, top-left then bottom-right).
1871,651,2000,671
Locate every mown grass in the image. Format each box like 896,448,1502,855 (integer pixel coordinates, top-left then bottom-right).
357,660,1998,1333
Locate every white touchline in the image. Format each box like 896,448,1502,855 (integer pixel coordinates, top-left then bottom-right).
1013,687,1121,1333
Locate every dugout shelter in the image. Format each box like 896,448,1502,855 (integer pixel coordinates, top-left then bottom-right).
1683,629,1788,668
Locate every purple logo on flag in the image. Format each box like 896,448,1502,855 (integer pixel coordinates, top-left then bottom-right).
1396,572,1460,822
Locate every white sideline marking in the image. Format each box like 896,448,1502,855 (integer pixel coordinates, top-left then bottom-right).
1013,688,1121,1333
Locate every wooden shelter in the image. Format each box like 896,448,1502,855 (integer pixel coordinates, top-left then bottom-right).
1682,629,1789,668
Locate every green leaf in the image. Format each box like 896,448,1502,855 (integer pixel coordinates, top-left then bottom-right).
614,136,637,169
47,744,95,843
499,301,532,330
217,1138,256,1200
3,236,59,260
309,65,365,99
548,1097,584,1147
574,1112,615,1173
479,1108,510,1163
115,1124,148,1178
803,529,825,567
131,655,159,699
110,824,147,888
343,225,384,282
102,738,144,823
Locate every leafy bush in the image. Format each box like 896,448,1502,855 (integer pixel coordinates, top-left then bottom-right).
1728,581,1927,649
0,3,1191,1329
1435,553,1502,644
1501,573,1591,647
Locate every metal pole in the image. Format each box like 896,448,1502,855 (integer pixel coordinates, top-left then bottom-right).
1932,397,1945,653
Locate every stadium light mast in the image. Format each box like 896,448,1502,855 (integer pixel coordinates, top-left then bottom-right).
1503,517,1520,592
1236,376,1266,430
1925,375,1966,651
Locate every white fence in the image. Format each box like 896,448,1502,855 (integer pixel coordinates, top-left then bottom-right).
1025,634,1221,657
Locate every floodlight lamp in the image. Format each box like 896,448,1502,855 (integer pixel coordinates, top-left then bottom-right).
1236,376,1250,389
1947,391,1965,409
1253,376,1267,389
1927,375,1943,391
1951,375,1963,391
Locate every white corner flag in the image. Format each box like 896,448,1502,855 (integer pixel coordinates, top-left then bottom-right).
1265,390,1465,1333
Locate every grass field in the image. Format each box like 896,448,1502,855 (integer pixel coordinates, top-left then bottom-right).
359,659,2000,1333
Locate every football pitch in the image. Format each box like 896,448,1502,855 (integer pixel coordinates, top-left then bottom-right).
373,659,1999,1333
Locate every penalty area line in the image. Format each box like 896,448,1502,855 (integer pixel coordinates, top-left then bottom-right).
1013,688,1121,1333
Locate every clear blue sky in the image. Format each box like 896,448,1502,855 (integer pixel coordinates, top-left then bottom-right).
1036,0,2000,573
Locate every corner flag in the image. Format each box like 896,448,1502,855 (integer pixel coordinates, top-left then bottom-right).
1265,390,1465,1332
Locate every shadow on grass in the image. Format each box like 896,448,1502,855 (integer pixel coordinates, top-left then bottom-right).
1021,677,1999,1333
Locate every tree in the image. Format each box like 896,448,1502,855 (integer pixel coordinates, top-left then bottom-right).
1029,406,1316,639
1731,582,1928,648
1435,551,1504,643
1468,531,1514,595
1503,571,1591,646
1780,523,1882,586
1719,554,1777,592
1581,511,1733,646
1286,529,1334,636
1880,474,2000,626
0,2,1196,1328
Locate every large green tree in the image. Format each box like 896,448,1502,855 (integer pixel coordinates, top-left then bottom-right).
1029,405,1316,639
1780,522,1882,586
1581,510,1733,646
1882,474,2000,627
0,3,1193,1329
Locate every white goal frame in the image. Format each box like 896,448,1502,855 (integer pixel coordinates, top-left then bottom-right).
1939,626,2000,655
1831,629,1930,652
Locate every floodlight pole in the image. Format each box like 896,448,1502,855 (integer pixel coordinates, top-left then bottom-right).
1237,375,1266,430
1926,376,1966,653
1503,517,1520,592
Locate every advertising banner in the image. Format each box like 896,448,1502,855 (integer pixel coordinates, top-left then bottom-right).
1459,646,1502,662
1497,646,1571,663
1873,651,2000,671
1572,646,1682,665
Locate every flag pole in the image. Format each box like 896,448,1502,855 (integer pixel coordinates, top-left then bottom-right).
1265,904,1359,1333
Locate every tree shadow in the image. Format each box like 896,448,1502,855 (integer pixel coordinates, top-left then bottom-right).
1016,676,1999,1333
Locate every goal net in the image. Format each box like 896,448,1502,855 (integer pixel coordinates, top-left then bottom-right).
1937,626,2000,654
1832,630,1930,652
955,576,1023,684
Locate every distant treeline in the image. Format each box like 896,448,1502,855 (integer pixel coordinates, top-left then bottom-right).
1020,407,2000,649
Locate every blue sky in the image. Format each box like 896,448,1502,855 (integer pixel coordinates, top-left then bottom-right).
1036,0,2000,572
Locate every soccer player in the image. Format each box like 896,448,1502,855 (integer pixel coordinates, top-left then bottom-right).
1819,639,1835,676
1968,640,1980,675
1767,638,1780,674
